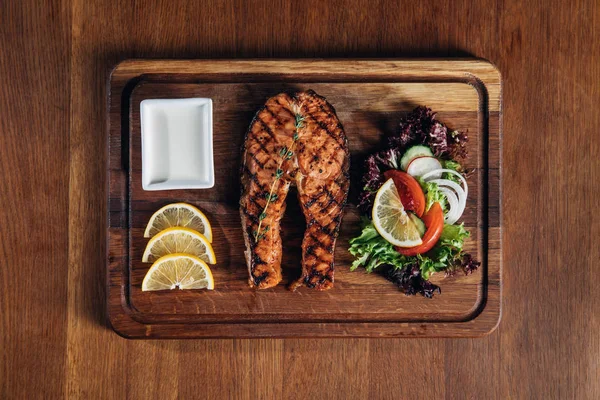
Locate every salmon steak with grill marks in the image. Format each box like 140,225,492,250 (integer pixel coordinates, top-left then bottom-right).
239,90,350,290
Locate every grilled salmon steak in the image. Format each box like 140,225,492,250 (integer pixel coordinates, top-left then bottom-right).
240,90,350,290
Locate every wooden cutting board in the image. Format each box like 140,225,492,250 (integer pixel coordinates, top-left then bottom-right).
107,59,501,338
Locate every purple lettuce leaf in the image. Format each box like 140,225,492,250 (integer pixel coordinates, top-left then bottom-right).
385,265,441,298
460,253,481,275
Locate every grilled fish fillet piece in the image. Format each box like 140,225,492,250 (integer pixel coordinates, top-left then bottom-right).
240,90,349,290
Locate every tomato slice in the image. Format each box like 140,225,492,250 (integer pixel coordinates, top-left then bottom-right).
396,202,444,256
383,170,426,217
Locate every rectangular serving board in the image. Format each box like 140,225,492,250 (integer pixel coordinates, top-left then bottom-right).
108,59,502,338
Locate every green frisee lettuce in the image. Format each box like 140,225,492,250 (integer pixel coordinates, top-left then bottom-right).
348,220,470,279
441,159,464,184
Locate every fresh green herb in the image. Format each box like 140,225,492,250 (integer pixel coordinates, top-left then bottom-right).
254,105,304,241
416,255,445,280
441,159,464,184
253,229,266,240
295,114,305,129
439,223,469,248
418,179,447,212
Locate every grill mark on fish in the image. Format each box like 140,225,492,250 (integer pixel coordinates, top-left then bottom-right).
247,194,266,214
305,246,329,273
252,271,270,286
303,182,342,211
303,112,345,147
263,105,278,121
303,191,327,208
254,137,271,155
307,233,333,253
319,198,338,214
257,118,277,141
252,253,266,265
310,268,333,279
264,104,291,127
242,166,268,192
322,186,340,205
303,266,334,288
249,152,266,169
241,208,260,225
304,98,345,140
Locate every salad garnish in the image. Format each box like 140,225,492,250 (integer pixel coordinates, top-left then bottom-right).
349,106,480,297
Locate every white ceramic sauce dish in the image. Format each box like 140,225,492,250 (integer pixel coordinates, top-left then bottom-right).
140,98,214,191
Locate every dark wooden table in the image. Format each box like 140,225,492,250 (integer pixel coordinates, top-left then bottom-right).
1,0,598,398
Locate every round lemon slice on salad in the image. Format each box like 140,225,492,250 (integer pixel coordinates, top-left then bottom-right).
143,202,212,242
142,253,214,291
372,178,423,247
142,227,216,264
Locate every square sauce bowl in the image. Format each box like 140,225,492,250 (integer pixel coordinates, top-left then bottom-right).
140,98,214,191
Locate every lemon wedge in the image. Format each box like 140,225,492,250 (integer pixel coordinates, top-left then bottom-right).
372,178,423,247
142,253,214,291
142,227,216,264
144,203,213,242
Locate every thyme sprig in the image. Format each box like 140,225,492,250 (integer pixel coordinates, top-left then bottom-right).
254,110,305,241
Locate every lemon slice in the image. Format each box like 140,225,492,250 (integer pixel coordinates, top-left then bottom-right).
142,253,214,291
144,203,212,242
372,178,423,247
142,227,217,264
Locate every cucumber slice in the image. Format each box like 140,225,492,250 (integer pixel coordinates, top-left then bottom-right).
408,213,426,236
400,145,433,170
406,156,443,178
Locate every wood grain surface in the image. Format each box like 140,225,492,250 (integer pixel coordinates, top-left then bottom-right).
1,0,598,398
107,60,500,338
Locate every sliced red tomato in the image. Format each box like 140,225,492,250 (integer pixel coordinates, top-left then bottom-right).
383,170,426,217
396,202,444,256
